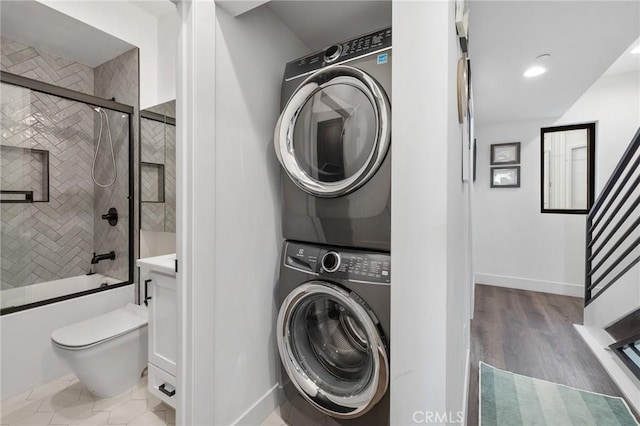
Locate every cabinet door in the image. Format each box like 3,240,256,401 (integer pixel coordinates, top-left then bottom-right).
146,271,177,375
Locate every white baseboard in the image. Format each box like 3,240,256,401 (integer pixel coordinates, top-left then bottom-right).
475,273,584,298
575,324,640,415
231,384,283,426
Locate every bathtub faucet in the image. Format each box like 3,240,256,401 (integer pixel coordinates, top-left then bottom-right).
91,251,116,264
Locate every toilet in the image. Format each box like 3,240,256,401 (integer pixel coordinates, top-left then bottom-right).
51,303,148,399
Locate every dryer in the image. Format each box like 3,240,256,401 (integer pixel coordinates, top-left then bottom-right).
277,240,390,425
275,28,392,252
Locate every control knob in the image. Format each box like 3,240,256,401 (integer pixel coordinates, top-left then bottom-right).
324,44,342,63
321,251,341,273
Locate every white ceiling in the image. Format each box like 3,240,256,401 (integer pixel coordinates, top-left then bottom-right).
6,0,635,127
217,1,271,18
267,1,391,51
604,37,640,77
130,0,176,18
0,1,135,68
469,1,640,127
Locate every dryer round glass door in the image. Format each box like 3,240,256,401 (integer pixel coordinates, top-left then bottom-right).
274,65,391,198
277,281,389,419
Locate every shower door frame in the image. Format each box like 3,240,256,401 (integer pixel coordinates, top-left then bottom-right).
0,71,135,315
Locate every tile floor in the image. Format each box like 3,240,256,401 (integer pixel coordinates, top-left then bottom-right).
0,374,174,426
261,395,340,426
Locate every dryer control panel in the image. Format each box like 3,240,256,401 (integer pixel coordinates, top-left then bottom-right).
284,27,392,81
284,242,390,284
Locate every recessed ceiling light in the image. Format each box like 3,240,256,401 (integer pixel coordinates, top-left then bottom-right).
524,65,547,78
631,46,640,54
524,54,550,78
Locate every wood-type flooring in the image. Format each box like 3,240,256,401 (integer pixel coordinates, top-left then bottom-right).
467,285,636,425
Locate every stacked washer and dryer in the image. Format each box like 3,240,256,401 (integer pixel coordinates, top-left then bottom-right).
273,27,392,425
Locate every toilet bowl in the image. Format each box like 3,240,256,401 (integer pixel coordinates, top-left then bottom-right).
51,303,148,399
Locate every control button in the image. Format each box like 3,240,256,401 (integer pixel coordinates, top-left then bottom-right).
324,44,342,63
321,251,341,273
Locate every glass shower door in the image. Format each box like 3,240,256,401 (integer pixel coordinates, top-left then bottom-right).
0,76,134,314
1,82,37,308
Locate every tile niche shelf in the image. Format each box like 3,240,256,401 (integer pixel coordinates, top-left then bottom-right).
0,145,49,203
141,162,165,203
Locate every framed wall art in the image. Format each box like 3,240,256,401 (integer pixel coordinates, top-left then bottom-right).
490,142,520,165
491,166,520,188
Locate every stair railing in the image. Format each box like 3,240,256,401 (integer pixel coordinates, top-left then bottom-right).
585,127,640,306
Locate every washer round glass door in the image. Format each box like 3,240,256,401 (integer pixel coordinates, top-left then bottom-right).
274,65,391,198
277,281,389,419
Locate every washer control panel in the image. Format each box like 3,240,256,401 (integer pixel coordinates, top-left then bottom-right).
324,45,342,63
284,27,392,81
284,242,390,284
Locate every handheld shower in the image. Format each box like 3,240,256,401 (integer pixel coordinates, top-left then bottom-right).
90,106,117,188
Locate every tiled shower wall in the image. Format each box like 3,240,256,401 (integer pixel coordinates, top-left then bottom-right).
93,49,139,282
0,37,139,288
165,122,176,233
0,38,95,289
140,106,176,233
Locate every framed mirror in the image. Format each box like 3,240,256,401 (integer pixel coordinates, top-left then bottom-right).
140,100,176,232
541,123,595,214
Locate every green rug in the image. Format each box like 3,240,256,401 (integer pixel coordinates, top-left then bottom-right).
480,362,639,426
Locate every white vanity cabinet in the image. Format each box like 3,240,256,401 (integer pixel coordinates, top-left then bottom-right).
137,254,177,408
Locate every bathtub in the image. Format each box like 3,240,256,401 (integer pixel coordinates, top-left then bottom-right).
1,274,122,311
0,278,134,400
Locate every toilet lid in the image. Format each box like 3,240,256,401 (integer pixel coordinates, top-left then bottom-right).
51,303,148,348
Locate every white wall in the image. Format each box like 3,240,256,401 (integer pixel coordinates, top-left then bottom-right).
212,6,307,425
391,1,471,424
584,268,640,328
37,0,177,108
0,285,133,400
156,11,179,106
445,3,472,418
175,2,216,424
176,1,309,424
474,71,640,296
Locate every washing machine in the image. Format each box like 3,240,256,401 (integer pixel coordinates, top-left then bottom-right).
276,240,390,425
274,27,392,252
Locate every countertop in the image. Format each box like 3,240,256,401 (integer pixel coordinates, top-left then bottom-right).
137,253,176,276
